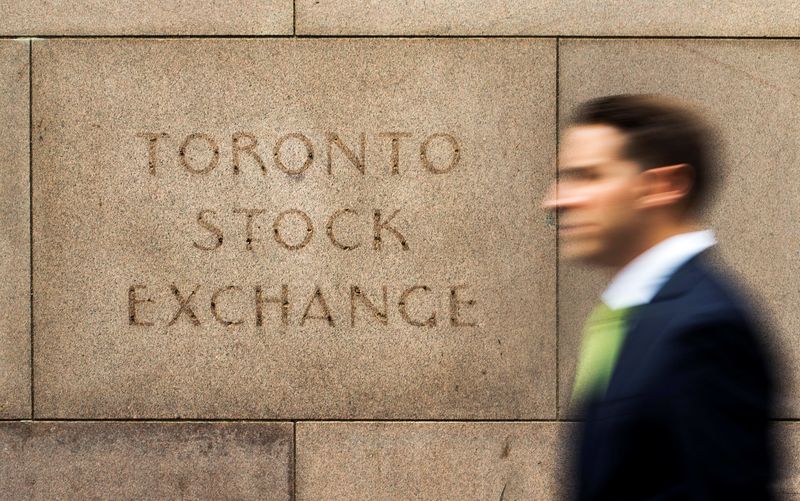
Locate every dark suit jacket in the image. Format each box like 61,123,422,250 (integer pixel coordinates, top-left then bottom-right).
572,249,776,500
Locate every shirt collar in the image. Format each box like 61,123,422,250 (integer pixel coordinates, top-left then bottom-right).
601,230,717,310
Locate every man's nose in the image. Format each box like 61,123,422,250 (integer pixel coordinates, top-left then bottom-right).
542,182,588,210
542,183,559,211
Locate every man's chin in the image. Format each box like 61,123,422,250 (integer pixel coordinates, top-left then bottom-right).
560,242,602,265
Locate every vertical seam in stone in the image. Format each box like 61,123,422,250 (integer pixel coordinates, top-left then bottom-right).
291,421,297,500
292,0,297,36
28,39,34,420
554,37,561,421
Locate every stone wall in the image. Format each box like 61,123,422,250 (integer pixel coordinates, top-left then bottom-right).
1,2,799,498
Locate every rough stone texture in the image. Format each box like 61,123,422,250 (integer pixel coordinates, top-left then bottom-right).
0,421,292,500
296,421,569,500
291,421,800,500
0,0,293,35
0,40,30,419
32,39,557,419
558,39,800,418
296,0,800,36
778,423,800,500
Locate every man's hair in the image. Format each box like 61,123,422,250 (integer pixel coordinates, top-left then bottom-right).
568,94,719,212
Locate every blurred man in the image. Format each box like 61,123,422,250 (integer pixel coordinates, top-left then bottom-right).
543,94,776,500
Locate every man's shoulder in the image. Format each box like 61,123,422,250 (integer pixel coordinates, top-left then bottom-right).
660,253,768,346
682,262,751,318
650,252,777,404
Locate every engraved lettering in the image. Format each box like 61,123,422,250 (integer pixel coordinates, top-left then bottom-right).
255,285,290,326
373,209,409,251
168,284,201,326
399,285,436,327
136,131,463,176
379,131,412,175
128,284,154,326
449,284,477,327
274,133,314,175
350,285,388,326
233,208,266,251
179,133,220,174
420,132,460,174
232,132,266,175
136,132,169,175
300,286,335,327
193,209,224,251
211,286,244,326
127,284,477,328
273,209,314,250
326,132,366,175
326,208,361,250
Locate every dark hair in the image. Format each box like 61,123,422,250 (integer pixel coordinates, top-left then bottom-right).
569,94,719,212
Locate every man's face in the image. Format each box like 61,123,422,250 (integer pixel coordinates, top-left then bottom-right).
543,124,647,266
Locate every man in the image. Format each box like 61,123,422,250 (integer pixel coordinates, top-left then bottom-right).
543,94,776,500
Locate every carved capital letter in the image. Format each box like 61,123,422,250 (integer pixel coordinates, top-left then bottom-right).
300,286,335,327
449,284,477,327
274,209,314,251
255,285,290,326
234,208,266,251
420,133,460,174
326,208,361,250
128,284,154,326
136,132,169,175
379,132,411,175
399,285,436,327
211,286,244,326
373,209,409,251
179,133,220,174
168,284,201,326
232,132,266,174
274,133,314,175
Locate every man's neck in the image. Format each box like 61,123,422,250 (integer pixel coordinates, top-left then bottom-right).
611,220,702,273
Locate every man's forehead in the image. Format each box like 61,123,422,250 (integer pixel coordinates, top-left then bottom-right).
560,124,628,166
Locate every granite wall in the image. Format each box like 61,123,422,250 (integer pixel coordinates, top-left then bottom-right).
1,1,799,499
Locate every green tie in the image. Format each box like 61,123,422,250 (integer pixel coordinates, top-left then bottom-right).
571,302,633,405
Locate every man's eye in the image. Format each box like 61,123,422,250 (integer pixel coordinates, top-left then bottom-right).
563,171,599,181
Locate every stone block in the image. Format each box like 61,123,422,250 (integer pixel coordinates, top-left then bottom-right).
296,0,800,36
296,421,569,500
0,0,293,36
292,421,800,500
0,421,292,500
0,40,30,418
32,39,557,418
778,423,800,500
558,39,800,417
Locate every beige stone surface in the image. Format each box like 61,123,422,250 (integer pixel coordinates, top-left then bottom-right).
778,423,800,500
291,421,800,500
297,0,800,36
557,39,800,418
0,421,292,500
0,0,292,36
0,40,30,418
32,39,557,419
296,421,570,500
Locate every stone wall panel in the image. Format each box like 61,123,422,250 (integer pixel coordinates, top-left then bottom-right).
32,39,557,419
296,421,570,500
297,0,800,36
0,421,293,500
0,40,31,419
0,0,293,36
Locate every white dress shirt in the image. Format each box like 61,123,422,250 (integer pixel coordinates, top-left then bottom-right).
602,230,717,310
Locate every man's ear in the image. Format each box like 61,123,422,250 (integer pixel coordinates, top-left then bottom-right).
636,163,694,209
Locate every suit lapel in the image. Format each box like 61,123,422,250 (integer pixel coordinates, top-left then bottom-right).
603,249,712,399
